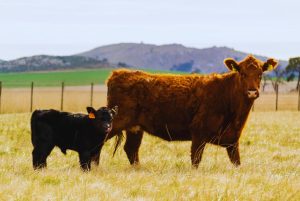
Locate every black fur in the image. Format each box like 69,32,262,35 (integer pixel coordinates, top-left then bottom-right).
31,106,118,171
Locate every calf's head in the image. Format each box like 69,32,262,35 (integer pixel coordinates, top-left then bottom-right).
224,55,278,99
86,106,118,133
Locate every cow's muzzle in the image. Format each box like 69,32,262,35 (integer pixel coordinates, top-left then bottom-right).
103,123,112,133
247,90,259,99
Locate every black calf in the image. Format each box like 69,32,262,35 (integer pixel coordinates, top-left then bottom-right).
31,106,118,171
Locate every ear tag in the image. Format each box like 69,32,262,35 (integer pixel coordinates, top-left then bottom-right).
268,64,273,71
88,113,95,119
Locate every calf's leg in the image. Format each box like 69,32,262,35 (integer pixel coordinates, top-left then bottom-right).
79,151,91,171
91,146,103,166
91,151,100,166
32,143,54,170
226,142,241,166
124,129,143,165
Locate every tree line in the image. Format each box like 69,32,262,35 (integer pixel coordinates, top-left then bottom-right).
263,57,300,92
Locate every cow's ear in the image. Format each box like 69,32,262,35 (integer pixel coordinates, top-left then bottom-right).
262,58,278,72
111,106,118,116
224,58,240,72
86,107,96,119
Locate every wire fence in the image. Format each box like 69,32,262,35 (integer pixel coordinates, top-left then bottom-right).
0,81,299,114
0,81,107,114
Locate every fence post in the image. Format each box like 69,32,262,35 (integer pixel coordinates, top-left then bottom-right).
275,83,278,111
298,87,300,111
0,81,2,114
30,82,34,112
90,82,94,107
61,82,64,111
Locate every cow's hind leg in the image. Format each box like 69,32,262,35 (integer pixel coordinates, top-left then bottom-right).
226,142,241,166
191,135,206,168
124,128,144,165
32,143,54,170
79,151,91,171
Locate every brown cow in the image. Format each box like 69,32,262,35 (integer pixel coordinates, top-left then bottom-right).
106,55,278,168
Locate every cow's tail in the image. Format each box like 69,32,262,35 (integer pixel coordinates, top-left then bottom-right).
112,132,124,157
30,110,41,146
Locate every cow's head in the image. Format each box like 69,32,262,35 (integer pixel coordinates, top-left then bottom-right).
86,106,118,133
224,55,278,99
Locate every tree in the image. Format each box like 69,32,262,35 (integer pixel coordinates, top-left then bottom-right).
191,68,202,74
117,62,129,68
171,60,194,72
262,75,268,92
265,64,286,92
286,57,300,91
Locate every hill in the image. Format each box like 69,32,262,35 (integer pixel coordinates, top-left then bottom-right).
78,43,288,73
0,55,111,72
0,43,288,73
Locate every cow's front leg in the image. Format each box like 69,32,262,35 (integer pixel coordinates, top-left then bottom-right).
91,146,102,166
124,129,144,165
191,135,206,168
79,151,91,171
91,151,100,166
226,142,241,166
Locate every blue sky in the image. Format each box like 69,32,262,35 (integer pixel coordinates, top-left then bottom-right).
0,0,299,60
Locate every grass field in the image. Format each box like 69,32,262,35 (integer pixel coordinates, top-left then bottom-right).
0,112,299,200
0,68,186,87
0,68,113,87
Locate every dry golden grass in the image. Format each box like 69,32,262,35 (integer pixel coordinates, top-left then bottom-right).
0,112,299,200
253,93,299,111
1,86,107,114
0,86,299,114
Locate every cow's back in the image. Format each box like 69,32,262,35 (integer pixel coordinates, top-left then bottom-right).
106,69,205,139
31,110,78,146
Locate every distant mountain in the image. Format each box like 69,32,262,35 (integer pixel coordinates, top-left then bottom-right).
0,55,110,72
78,43,288,73
0,43,288,73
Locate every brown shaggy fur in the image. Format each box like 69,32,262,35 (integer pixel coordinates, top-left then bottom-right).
106,55,278,168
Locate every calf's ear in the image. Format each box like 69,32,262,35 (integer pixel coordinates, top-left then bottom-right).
262,58,278,72
224,58,240,72
111,106,118,116
86,107,96,119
